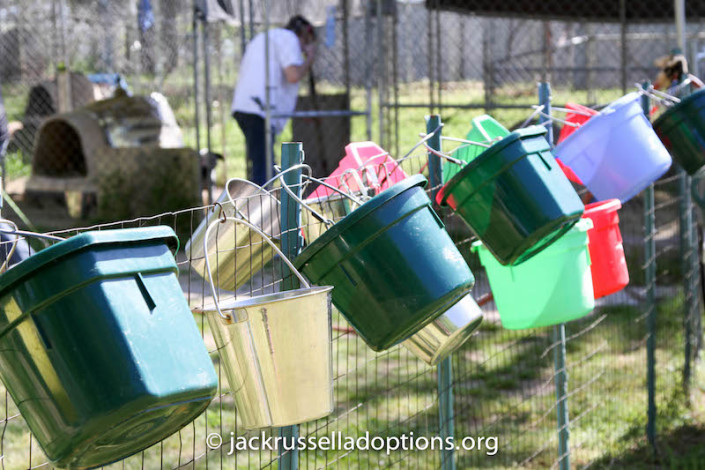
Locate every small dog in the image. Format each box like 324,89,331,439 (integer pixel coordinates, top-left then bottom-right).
199,149,223,189
653,52,704,91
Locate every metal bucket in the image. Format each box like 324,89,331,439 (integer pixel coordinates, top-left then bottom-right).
402,293,483,365
185,178,280,291
303,193,357,242
198,217,334,429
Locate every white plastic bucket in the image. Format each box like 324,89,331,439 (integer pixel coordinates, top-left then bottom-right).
554,93,672,202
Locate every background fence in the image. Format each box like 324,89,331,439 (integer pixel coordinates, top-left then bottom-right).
0,1,704,469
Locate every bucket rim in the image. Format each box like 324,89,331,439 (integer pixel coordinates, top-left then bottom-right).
471,217,593,256
554,96,643,156
196,285,334,322
603,92,641,113
584,198,621,218
0,226,179,297
426,313,483,365
409,293,484,365
437,125,548,206
653,88,705,129
294,174,428,268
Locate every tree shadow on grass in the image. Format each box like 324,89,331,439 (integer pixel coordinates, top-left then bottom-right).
591,424,705,470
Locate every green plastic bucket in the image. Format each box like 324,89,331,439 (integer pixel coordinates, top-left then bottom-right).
653,89,705,176
443,114,509,182
472,218,595,329
438,125,584,266
294,175,475,351
0,227,218,468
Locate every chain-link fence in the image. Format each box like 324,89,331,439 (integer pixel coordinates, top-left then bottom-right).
0,1,704,469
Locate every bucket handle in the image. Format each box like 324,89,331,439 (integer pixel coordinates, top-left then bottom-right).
422,142,466,167
221,164,323,219
269,160,362,203
203,216,311,321
636,83,681,107
0,220,20,274
545,105,596,117
339,168,372,197
274,165,364,228
371,161,393,190
388,123,444,175
440,135,494,148
220,177,282,224
0,227,65,243
519,105,583,130
0,226,64,273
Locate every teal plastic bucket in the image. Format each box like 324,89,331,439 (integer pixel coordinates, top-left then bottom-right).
653,89,705,176
444,115,509,182
554,93,672,202
438,125,584,266
472,218,595,329
0,227,218,468
295,175,475,351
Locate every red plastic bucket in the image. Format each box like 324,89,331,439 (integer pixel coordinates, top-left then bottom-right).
557,103,598,144
583,199,629,298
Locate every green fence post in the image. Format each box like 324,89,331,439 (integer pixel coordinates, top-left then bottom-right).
278,142,303,470
641,83,657,451
427,114,456,470
539,81,570,470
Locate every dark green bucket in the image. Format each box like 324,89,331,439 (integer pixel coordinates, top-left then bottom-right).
0,227,217,468
294,175,475,351
653,89,705,176
437,126,584,266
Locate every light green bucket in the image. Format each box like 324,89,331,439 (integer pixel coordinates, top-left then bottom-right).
472,218,595,330
444,114,509,182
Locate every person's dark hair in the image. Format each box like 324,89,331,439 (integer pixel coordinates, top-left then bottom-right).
285,15,315,39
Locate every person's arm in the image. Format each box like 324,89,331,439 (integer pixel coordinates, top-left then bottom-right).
283,42,316,84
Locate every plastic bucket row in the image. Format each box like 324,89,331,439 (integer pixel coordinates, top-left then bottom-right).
435,113,629,329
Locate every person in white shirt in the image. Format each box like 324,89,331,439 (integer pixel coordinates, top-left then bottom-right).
231,15,317,185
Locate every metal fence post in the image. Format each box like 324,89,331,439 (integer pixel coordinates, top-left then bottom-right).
539,81,570,470
427,115,455,470
691,206,702,363
278,142,304,470
641,83,657,451
680,164,695,391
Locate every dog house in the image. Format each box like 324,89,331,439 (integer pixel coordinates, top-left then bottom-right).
10,72,96,157
25,93,200,220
